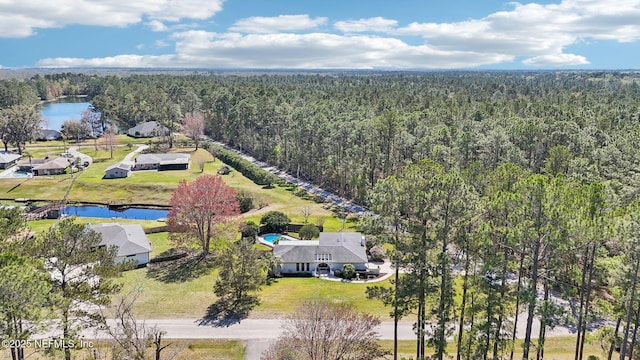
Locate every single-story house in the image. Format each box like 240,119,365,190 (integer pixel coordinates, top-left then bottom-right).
127,121,169,138
104,161,133,179
29,157,71,176
90,223,152,266
133,153,190,171
37,129,63,141
0,151,21,169
273,232,369,276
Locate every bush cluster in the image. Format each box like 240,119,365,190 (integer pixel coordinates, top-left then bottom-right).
210,145,278,186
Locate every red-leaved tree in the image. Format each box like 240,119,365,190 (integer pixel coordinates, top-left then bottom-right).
182,111,205,150
167,175,240,256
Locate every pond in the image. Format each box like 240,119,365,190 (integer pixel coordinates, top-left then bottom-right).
62,205,169,220
40,101,92,131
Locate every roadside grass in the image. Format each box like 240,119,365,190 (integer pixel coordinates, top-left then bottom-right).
0,339,245,360
382,337,603,359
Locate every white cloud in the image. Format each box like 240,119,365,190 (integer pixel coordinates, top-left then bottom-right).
28,0,640,69
146,20,169,32
393,0,640,66
230,15,327,33
523,53,590,66
36,31,511,69
0,0,224,38
334,17,398,33
155,40,170,48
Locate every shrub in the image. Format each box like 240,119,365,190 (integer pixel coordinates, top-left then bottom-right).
369,245,386,262
260,211,291,233
342,264,355,279
299,224,320,240
236,190,254,213
241,221,260,240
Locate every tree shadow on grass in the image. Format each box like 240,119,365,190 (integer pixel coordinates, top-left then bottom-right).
198,296,259,327
146,253,215,283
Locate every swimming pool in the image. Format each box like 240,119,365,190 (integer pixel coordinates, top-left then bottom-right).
262,233,282,243
258,233,298,247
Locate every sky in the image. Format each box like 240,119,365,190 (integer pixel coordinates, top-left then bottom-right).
1,0,639,70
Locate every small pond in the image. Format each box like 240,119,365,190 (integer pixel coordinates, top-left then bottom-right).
41,101,92,131
62,205,168,220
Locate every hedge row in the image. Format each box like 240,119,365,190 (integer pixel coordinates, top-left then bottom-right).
210,145,280,186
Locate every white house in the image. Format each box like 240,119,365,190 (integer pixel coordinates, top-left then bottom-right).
90,223,152,266
133,153,190,171
104,161,133,179
0,151,21,169
273,232,369,276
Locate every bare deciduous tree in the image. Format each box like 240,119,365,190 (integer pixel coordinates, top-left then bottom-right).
182,111,205,150
262,299,388,360
301,206,311,224
101,288,184,360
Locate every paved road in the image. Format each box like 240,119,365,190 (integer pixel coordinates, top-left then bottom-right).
112,314,573,341
211,141,371,215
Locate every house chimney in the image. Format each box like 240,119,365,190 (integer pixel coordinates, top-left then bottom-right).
360,236,365,247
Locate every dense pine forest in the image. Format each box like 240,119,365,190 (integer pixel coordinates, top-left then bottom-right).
3,70,640,359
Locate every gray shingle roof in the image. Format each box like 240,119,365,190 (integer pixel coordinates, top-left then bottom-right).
273,232,368,264
127,121,168,137
32,157,70,171
91,223,152,257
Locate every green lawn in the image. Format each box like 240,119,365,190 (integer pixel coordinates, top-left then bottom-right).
256,277,391,318
382,337,604,360
0,339,245,360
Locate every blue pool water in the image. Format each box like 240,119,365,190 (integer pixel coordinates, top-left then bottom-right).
262,233,282,243
63,206,168,220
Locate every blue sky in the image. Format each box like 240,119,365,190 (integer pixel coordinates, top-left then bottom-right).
1,0,639,70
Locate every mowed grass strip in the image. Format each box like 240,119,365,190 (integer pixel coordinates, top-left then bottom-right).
381,336,604,360
0,339,245,360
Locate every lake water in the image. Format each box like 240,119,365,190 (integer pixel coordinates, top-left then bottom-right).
40,101,91,131
62,206,169,220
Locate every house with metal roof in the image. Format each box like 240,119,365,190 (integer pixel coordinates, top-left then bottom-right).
0,151,21,169
90,223,152,266
133,153,190,171
104,161,133,179
273,232,369,276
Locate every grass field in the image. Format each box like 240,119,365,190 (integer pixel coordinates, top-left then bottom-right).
0,339,246,360
382,337,605,359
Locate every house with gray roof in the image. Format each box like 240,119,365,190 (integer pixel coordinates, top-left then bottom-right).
0,151,21,169
37,129,63,141
127,121,169,138
273,232,369,276
104,161,133,179
90,223,152,266
29,157,71,176
133,153,190,171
